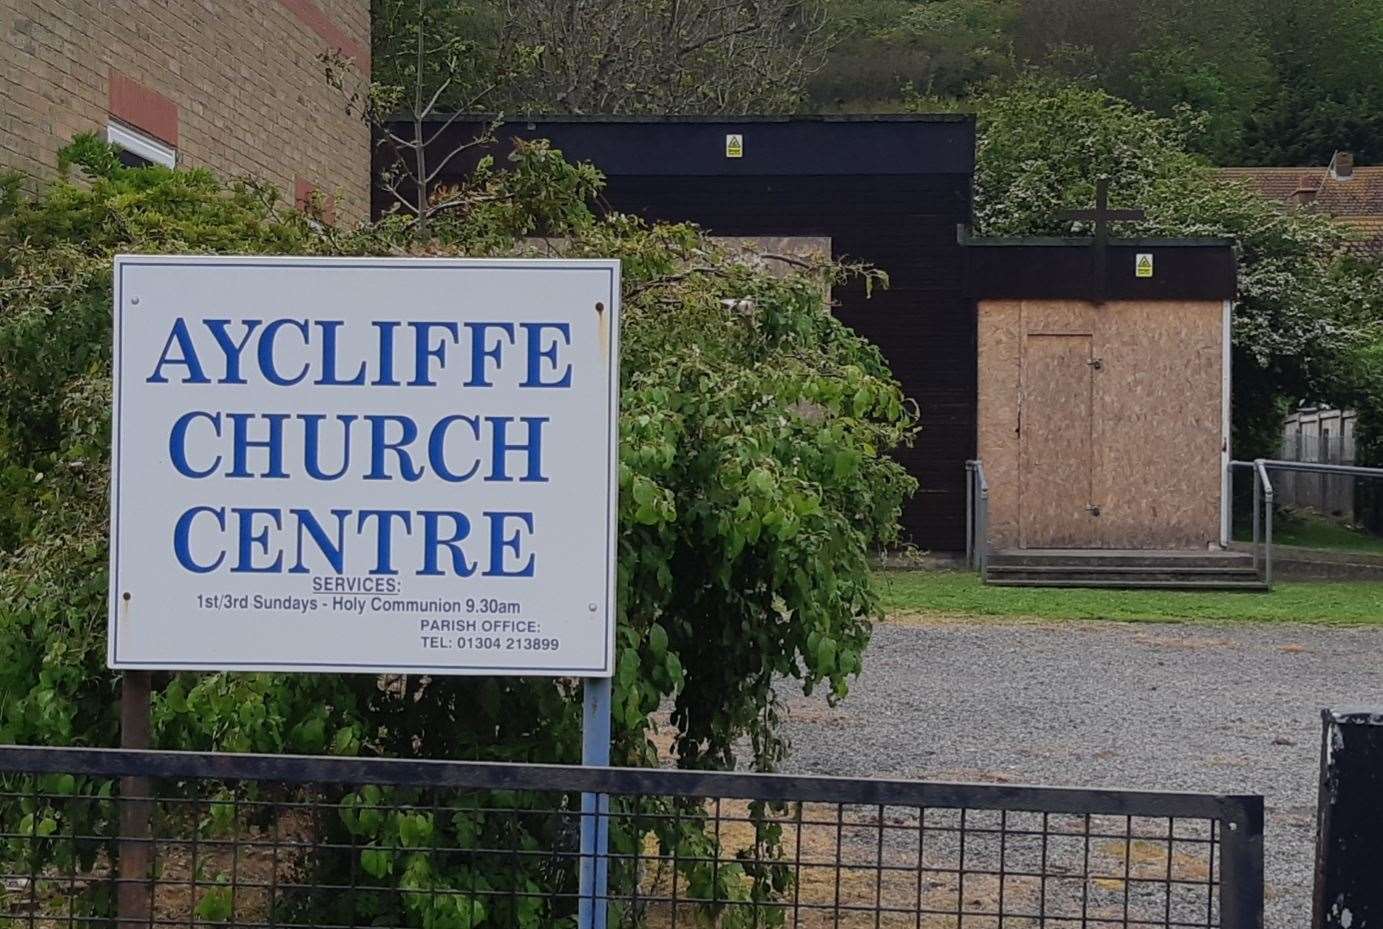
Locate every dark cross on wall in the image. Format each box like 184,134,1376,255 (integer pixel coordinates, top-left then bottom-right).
1060,177,1146,301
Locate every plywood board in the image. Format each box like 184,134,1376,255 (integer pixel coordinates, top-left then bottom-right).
977,298,1226,552
1020,334,1095,547
976,301,1022,549
1093,301,1223,549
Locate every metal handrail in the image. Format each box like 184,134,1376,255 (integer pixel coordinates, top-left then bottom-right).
965,460,990,574
1230,457,1383,590
1250,459,1383,479
1232,460,1275,588
1255,459,1275,589
1229,460,1276,588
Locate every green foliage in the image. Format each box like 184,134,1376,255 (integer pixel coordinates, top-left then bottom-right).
811,0,1383,166
369,0,830,117
1337,260,1383,472
0,137,916,925
968,76,1381,456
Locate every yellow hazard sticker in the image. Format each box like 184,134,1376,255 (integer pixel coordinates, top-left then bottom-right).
1135,253,1154,278
725,134,744,159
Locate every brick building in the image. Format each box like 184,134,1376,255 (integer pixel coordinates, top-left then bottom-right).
0,1,370,223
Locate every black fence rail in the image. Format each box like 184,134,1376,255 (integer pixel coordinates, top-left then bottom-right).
0,746,1262,929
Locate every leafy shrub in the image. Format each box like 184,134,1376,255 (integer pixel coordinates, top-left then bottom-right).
0,136,916,925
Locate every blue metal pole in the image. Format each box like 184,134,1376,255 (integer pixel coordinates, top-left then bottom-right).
578,676,612,929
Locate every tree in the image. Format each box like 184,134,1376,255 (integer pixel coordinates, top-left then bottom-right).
328,0,537,230
967,76,1380,456
810,0,1383,166
1240,0,1383,165
0,136,916,925
370,0,833,117
500,0,833,113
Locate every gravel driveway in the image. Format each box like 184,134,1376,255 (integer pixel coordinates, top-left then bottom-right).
776,618,1383,929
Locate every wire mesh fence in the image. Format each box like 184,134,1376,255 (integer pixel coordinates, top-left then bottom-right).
0,747,1262,929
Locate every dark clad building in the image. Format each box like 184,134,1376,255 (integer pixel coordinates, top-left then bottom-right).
380,116,977,551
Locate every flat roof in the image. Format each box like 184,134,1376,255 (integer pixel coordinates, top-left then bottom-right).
408,114,976,177
444,113,972,124
964,239,1238,301
962,235,1235,248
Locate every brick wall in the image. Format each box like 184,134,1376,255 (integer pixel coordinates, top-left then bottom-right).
0,0,370,224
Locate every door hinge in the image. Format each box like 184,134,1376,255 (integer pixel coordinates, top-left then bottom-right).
1086,358,1104,371
1086,504,1102,517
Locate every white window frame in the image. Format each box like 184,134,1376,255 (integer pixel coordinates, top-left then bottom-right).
106,121,176,168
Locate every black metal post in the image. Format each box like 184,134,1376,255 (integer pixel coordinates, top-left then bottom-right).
118,671,153,928
1314,708,1383,929
1219,797,1264,929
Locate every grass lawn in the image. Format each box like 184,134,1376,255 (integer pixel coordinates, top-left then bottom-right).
1233,510,1383,555
877,569,1383,624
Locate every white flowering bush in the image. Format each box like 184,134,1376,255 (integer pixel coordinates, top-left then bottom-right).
972,76,1381,455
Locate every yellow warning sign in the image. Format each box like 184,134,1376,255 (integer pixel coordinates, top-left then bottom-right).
1135,253,1154,278
725,134,744,159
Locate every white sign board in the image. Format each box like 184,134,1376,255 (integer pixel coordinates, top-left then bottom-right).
109,256,620,676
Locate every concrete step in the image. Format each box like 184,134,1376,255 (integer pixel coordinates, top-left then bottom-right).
982,549,1266,589
988,549,1253,570
986,565,1260,577
985,577,1270,591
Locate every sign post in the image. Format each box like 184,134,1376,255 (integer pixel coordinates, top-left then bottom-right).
578,677,612,929
110,255,621,926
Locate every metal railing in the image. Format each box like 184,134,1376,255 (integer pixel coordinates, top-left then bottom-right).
1229,459,1277,588
0,744,1264,929
965,459,990,574
1232,458,1383,590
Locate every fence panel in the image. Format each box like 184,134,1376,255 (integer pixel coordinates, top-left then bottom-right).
0,746,1262,929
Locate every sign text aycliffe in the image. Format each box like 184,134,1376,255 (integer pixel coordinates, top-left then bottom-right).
109,256,620,676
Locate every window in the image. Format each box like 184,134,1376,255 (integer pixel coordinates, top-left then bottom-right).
106,121,176,169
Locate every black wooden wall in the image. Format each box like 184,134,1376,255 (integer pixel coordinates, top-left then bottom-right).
384,117,977,551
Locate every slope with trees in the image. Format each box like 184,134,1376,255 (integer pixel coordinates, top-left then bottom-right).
812,0,1383,167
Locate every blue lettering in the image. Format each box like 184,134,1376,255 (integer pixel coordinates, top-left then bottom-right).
147,318,210,384
300,414,356,480
465,322,515,387
365,415,424,481
231,507,283,573
314,320,367,386
203,319,263,384
418,511,477,576
483,511,535,577
173,506,225,573
372,321,401,386
428,415,481,483
257,319,311,386
408,321,459,387
487,416,548,482
169,411,222,478
357,510,412,575
228,413,289,478
520,322,573,388
289,508,350,574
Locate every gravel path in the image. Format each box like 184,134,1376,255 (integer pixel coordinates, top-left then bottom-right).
776,618,1383,929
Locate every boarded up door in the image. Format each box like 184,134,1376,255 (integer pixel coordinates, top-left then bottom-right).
1021,334,1095,547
